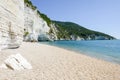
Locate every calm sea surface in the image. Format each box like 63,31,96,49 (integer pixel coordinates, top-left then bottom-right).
40,40,120,64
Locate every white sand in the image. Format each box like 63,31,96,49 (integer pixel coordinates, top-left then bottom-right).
0,42,120,80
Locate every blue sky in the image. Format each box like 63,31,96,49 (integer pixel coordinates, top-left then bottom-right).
31,0,120,39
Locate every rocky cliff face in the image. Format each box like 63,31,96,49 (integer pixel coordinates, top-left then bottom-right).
0,0,115,47
24,3,58,41
0,0,24,49
23,1,115,41
24,4,51,41
0,0,58,47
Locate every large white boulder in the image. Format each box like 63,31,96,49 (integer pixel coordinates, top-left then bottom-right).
0,54,32,70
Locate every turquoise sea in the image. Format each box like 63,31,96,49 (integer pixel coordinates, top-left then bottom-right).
41,40,120,64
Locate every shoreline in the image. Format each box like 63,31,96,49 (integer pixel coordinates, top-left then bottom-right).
0,42,120,80
40,41,120,65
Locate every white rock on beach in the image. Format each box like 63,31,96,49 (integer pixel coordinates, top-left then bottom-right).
0,53,32,70
0,64,8,69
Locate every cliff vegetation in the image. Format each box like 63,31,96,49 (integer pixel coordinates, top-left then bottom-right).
24,0,51,26
53,21,115,40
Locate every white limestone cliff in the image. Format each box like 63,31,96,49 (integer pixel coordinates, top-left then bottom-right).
24,4,55,41
0,0,59,47
0,0,24,49
0,0,58,48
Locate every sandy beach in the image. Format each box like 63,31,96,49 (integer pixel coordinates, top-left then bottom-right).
0,42,120,80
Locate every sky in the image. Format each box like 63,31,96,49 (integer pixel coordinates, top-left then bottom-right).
31,0,120,39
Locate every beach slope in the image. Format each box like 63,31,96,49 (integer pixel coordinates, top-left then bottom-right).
0,42,120,80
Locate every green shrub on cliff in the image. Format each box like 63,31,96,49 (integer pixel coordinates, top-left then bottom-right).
37,10,51,26
24,31,29,37
24,0,52,26
24,0,37,10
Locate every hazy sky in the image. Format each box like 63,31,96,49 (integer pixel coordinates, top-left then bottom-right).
31,0,120,39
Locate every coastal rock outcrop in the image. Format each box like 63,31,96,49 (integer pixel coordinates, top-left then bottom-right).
24,4,50,41
0,0,115,46
24,2,58,41
0,53,32,70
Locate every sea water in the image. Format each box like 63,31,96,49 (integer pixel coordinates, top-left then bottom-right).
40,40,120,64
